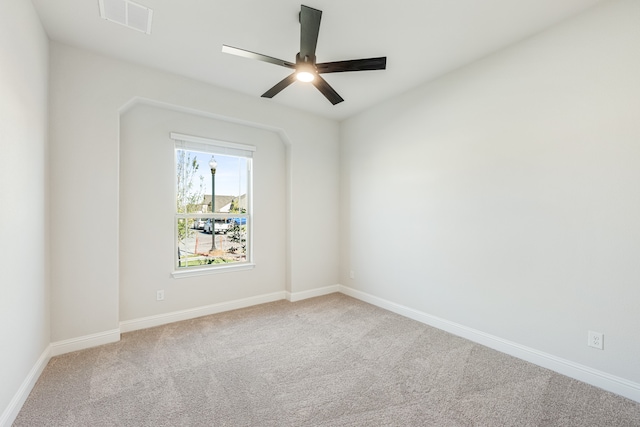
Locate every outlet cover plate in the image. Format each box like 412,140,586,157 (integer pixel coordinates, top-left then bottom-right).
588,330,603,350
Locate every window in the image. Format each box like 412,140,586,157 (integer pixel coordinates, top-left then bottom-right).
171,133,254,273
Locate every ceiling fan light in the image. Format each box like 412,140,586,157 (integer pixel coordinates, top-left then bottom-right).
296,71,315,82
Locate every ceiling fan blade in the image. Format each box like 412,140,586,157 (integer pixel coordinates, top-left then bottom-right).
316,57,387,74
262,73,298,98
299,5,322,61
312,75,344,105
222,45,295,69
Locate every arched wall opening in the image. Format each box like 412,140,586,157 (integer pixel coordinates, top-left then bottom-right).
118,100,290,323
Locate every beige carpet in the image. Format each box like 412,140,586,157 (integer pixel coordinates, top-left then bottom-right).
14,293,640,426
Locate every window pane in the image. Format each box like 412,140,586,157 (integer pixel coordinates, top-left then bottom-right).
176,149,248,214
177,217,248,268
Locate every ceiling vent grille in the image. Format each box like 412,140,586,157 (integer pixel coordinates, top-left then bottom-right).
98,0,153,34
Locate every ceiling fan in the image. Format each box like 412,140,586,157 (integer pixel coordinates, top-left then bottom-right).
222,4,387,105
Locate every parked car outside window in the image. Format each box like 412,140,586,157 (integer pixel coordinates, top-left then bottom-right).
204,219,232,234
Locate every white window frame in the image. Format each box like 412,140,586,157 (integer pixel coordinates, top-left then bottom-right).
170,132,255,278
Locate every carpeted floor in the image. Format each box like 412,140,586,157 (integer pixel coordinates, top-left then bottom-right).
14,293,640,426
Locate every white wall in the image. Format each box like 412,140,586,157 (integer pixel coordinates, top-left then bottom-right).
119,104,286,320
49,42,339,342
340,0,640,385
0,0,50,422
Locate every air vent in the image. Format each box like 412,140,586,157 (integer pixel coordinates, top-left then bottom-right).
98,0,153,34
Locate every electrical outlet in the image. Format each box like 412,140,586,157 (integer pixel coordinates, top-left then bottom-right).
588,330,603,350
349,270,355,279
156,290,165,301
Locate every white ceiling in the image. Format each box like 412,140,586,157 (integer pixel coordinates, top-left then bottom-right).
31,0,604,121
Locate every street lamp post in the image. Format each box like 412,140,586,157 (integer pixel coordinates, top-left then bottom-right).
209,156,217,251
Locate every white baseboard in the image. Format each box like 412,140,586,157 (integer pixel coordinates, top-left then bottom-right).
50,328,121,357
286,284,340,302
120,291,287,333
120,286,341,334
0,345,51,427
338,284,640,403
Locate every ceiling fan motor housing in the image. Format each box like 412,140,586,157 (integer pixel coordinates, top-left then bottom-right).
222,4,387,105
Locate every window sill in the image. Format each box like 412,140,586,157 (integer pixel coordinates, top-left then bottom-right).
171,263,255,279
